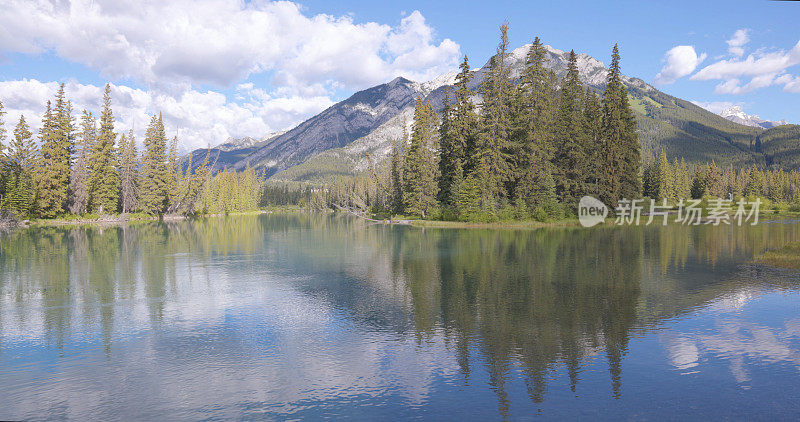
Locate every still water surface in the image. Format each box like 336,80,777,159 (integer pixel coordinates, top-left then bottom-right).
1,214,800,420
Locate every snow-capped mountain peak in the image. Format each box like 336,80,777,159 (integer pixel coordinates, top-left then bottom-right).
718,105,787,129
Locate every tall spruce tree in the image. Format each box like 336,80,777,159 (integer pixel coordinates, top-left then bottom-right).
2,116,37,217
139,114,169,214
476,22,514,206
601,44,641,205
167,135,180,208
69,110,95,214
390,136,405,214
8,115,36,170
554,50,589,206
516,37,559,209
437,88,460,206
402,97,439,218
119,130,139,213
0,100,6,163
452,56,479,175
88,84,119,213
35,87,74,217
583,88,603,195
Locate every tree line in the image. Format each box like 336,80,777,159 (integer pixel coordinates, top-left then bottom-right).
643,150,800,205
0,85,261,219
385,25,640,221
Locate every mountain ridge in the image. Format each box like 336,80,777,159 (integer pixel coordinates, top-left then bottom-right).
184,41,799,181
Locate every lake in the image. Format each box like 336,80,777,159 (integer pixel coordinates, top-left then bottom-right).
1,214,800,420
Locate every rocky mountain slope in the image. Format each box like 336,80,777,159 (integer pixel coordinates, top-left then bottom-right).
184,42,795,181
718,105,788,129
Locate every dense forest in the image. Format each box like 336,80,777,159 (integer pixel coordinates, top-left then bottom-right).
0,85,260,220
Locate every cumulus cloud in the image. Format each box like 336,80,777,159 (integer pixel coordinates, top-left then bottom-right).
690,100,742,114
0,1,460,93
691,39,800,95
0,1,462,150
653,45,707,85
0,79,333,151
726,29,750,57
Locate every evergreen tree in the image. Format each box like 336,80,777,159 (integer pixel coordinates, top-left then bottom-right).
601,44,641,205
88,84,119,213
450,55,480,186
8,116,36,170
583,88,603,195
653,150,674,201
437,88,460,206
554,50,589,206
389,137,405,214
119,130,139,213
2,116,37,217
0,100,6,163
744,166,766,198
34,84,74,217
402,97,439,218
516,37,559,209
167,135,180,208
69,110,95,214
475,22,514,205
139,114,169,214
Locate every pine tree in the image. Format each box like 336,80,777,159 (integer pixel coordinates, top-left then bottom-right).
88,84,119,213
2,116,37,217
601,44,641,205
0,100,6,163
8,116,36,170
475,22,514,205
437,88,460,206
451,55,480,181
166,135,180,208
119,130,139,213
69,110,95,214
744,166,766,198
554,50,589,206
390,137,405,214
139,114,169,214
653,150,673,201
516,37,559,209
33,84,74,217
402,97,439,218
583,88,603,196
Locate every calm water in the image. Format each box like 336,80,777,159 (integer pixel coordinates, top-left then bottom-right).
1,214,800,420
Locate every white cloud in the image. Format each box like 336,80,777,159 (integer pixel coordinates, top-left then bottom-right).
0,79,334,152
0,1,461,150
690,100,742,114
653,45,707,85
0,1,460,93
726,29,750,57
691,39,800,95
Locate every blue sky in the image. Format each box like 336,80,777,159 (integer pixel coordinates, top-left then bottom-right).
0,0,798,150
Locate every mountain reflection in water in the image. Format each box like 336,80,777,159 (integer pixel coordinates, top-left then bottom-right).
1,214,799,420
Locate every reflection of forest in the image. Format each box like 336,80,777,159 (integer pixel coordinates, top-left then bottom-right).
1,215,799,411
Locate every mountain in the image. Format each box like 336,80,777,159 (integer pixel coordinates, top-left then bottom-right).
226,75,454,177
185,42,793,182
718,105,788,129
181,130,285,174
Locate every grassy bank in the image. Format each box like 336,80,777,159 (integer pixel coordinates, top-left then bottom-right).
756,241,800,270
409,218,581,229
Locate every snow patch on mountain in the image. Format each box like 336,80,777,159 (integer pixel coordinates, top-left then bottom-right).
718,106,787,129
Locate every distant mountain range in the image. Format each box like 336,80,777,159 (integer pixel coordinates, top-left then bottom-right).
183,43,800,181
717,105,788,129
